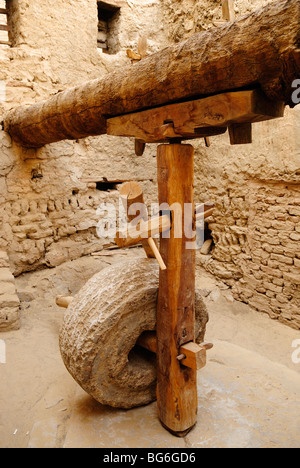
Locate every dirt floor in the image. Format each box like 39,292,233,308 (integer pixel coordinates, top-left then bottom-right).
0,247,299,448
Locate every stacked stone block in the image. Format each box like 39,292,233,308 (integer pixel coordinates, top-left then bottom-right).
205,182,300,330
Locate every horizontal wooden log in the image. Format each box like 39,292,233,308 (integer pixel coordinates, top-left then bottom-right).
4,0,300,148
0,24,8,31
115,214,171,248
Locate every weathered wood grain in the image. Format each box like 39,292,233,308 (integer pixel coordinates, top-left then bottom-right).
4,0,300,147
107,90,285,143
156,143,197,435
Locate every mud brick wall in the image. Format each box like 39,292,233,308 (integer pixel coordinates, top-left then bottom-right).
236,182,300,329
0,251,20,330
201,181,300,330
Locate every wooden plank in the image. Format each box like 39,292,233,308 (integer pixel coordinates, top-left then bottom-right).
156,143,197,435
0,24,8,31
0,40,10,46
107,90,284,143
4,0,299,148
0,8,7,15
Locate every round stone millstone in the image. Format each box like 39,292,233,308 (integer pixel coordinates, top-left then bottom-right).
59,258,209,409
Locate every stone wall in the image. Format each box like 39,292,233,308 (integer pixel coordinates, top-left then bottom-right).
0,0,163,278
0,0,299,330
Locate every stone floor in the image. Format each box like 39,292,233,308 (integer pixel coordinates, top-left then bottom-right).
0,249,299,448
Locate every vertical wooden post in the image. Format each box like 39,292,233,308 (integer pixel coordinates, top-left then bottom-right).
156,143,197,436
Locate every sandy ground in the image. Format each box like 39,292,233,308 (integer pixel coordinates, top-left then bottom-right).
0,247,299,448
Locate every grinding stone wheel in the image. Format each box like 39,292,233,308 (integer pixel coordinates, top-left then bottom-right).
59,258,209,409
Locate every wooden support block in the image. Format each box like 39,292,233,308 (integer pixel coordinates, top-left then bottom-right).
229,122,252,145
56,296,74,308
107,90,284,144
179,342,206,371
156,143,197,435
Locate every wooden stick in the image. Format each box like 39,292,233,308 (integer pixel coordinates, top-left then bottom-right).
195,207,214,221
156,143,197,435
147,237,167,270
195,202,215,215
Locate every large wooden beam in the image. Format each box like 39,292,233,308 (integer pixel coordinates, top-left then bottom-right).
4,0,300,148
156,143,197,435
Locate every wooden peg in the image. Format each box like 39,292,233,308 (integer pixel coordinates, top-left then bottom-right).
222,0,235,22
204,137,211,147
147,237,167,270
135,139,146,156
56,296,74,308
136,331,213,371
